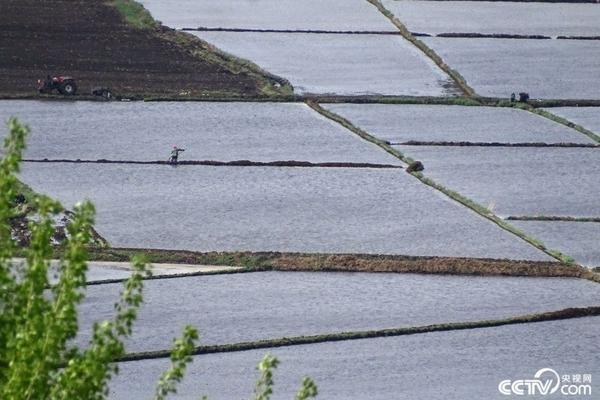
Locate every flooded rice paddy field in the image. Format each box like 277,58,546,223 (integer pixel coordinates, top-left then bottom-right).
511,221,600,268
77,271,600,352
108,316,600,400
138,0,394,31
324,103,593,144
19,163,550,260
6,1,600,396
0,101,399,165
423,38,600,99
381,0,600,37
2,0,600,397
544,107,600,136
394,146,600,217
194,31,455,96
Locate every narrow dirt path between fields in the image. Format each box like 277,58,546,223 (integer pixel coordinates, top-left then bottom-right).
22,159,402,169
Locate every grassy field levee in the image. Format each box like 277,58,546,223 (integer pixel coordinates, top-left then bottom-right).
0,0,291,98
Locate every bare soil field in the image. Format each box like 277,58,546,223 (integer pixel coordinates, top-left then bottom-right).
0,0,281,97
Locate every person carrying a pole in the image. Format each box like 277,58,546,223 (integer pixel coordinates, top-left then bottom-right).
169,145,185,164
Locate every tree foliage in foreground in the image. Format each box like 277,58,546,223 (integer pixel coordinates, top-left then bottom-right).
0,117,317,400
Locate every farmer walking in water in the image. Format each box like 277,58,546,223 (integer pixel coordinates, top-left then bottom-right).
169,145,185,164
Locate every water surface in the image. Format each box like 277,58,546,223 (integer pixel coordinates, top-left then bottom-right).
382,1,600,37
0,101,399,165
512,221,600,268
20,163,550,260
325,103,593,144
543,107,600,136
423,38,600,99
196,31,455,96
395,146,600,217
139,0,394,31
78,271,600,352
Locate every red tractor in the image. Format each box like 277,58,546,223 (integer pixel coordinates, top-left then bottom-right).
37,75,77,95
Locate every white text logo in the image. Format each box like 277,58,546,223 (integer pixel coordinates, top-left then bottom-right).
499,368,592,396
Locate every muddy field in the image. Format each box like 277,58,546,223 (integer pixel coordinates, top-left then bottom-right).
0,0,268,97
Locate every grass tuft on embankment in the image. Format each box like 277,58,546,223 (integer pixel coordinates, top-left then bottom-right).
110,0,159,30
161,30,294,96
366,0,475,97
107,0,292,97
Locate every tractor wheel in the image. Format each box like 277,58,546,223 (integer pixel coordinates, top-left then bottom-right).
59,81,77,95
